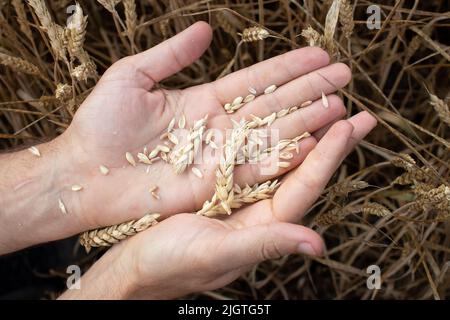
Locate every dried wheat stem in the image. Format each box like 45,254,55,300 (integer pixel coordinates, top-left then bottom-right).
79,213,160,253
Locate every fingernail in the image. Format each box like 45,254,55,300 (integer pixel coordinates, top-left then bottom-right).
297,242,316,256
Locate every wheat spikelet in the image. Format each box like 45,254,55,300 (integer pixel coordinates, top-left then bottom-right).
215,120,248,214
12,0,33,40
314,208,344,227
240,26,270,42
27,0,66,60
362,202,391,217
97,0,121,12
301,26,324,47
391,153,416,171
65,3,87,59
394,167,432,185
55,83,72,100
329,180,369,197
71,60,97,81
339,0,354,38
0,52,40,76
79,213,160,253
198,180,280,217
429,93,450,126
123,0,137,38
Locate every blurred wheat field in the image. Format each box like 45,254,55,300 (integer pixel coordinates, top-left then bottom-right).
0,0,449,299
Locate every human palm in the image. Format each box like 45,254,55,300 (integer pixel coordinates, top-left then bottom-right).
61,22,371,231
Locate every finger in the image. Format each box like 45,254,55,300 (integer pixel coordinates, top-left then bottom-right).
314,111,377,152
120,21,212,89
232,63,351,120
219,222,324,268
233,136,317,187
272,120,354,222
212,47,330,104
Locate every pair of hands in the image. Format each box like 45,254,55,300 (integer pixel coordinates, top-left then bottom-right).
15,22,376,299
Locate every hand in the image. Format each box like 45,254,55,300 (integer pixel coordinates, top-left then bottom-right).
58,21,356,231
60,111,376,299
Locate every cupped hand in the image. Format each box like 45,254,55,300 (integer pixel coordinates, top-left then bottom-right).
60,111,376,299
59,22,357,231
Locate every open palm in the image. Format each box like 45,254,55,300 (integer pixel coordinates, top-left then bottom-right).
62,22,374,232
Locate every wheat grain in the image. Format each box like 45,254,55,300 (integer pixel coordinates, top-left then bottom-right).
79,213,160,253
99,165,109,175
248,87,257,95
192,167,203,179
240,26,270,42
264,84,277,94
167,117,176,132
0,52,40,76
125,152,136,166
167,132,179,145
321,92,329,108
28,146,41,157
71,184,83,192
137,152,152,164
58,198,67,214
277,161,291,168
178,114,186,129
300,100,313,108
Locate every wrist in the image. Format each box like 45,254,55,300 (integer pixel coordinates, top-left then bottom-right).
0,136,88,253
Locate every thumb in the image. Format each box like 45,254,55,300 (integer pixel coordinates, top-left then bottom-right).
219,222,324,268
120,21,212,89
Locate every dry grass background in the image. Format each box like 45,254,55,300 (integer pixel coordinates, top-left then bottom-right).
0,0,449,299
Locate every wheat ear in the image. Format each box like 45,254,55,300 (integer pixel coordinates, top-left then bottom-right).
79,213,160,253
0,52,40,76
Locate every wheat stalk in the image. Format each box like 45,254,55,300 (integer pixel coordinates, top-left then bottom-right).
0,52,40,76
79,213,160,253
